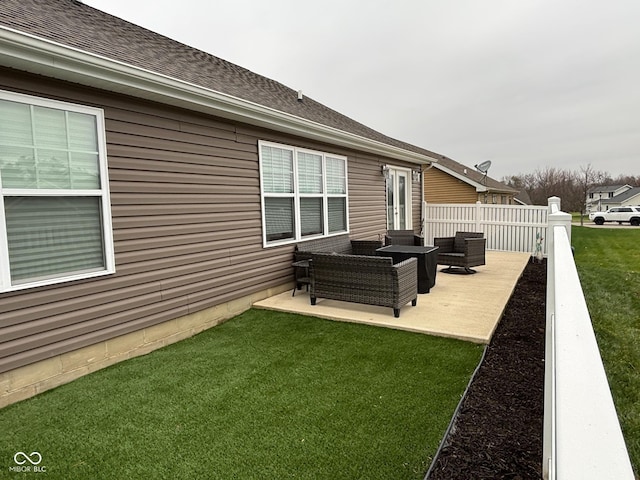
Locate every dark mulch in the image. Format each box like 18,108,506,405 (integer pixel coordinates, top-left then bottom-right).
427,260,546,480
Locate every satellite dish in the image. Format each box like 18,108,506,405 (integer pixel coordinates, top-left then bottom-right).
475,160,492,174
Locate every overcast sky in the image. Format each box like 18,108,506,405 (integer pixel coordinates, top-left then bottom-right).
83,0,639,180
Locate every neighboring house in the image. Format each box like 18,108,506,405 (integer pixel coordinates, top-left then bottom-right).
422,155,518,205
598,187,640,210
0,0,440,406
586,184,633,212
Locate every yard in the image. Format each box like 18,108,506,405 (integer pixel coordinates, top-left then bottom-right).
1,226,637,479
0,309,482,479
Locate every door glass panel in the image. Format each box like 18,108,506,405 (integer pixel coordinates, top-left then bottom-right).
398,174,407,229
387,172,394,230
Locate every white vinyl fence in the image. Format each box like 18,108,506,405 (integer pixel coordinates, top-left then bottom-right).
424,197,635,478
422,201,548,255
543,197,634,479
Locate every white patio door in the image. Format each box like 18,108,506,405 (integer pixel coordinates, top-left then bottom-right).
386,167,412,230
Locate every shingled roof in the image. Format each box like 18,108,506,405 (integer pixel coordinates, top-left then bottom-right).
601,186,640,205
0,0,439,164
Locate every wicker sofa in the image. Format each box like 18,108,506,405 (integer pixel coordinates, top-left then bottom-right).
433,231,486,274
308,253,418,317
294,234,382,261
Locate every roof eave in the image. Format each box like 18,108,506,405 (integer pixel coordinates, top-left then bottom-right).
0,26,438,165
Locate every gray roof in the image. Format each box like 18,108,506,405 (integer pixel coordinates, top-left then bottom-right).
587,184,631,194
602,186,640,204
514,190,532,205
0,0,439,161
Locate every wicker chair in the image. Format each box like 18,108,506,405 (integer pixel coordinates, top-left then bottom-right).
385,229,424,246
294,234,382,261
433,231,486,274
308,253,418,317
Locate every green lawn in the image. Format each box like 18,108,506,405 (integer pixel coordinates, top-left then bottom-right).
572,226,640,472
0,310,483,479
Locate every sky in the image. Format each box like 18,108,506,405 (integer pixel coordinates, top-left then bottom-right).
83,0,640,181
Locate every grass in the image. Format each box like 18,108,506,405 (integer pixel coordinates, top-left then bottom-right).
0,310,483,479
571,212,587,223
572,226,640,472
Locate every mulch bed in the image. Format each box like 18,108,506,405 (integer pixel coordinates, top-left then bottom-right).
427,259,546,480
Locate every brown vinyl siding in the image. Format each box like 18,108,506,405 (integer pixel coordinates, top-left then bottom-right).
346,154,388,239
0,68,416,374
424,167,478,204
412,172,422,230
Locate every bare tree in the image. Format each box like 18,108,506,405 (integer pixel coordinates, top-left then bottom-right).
611,174,640,186
503,166,638,210
576,165,606,225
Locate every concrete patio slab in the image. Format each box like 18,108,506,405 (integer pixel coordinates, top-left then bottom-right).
254,251,532,343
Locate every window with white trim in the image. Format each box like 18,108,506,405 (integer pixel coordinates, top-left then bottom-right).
259,141,348,246
0,90,115,292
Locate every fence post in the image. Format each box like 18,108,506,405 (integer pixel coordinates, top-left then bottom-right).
475,201,481,232
543,196,571,480
548,196,561,214
547,197,571,245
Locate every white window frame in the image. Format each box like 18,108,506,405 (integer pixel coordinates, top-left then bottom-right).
0,90,115,292
259,140,349,247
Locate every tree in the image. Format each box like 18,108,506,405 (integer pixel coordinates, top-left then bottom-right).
502,166,638,211
575,165,606,225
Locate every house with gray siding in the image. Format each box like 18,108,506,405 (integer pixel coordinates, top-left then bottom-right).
0,0,439,407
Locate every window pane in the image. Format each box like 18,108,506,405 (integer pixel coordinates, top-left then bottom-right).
34,106,68,149
264,197,294,241
37,149,72,189
326,157,346,194
328,197,347,233
262,146,293,193
5,196,105,284
0,100,101,190
70,152,101,189
0,100,33,145
298,152,322,194
68,112,98,151
0,146,36,188
300,197,323,236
